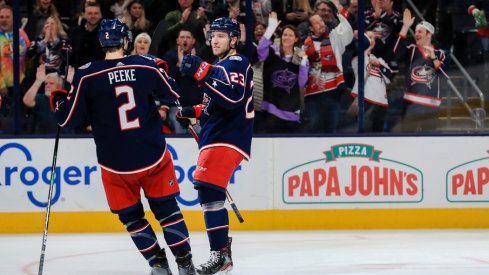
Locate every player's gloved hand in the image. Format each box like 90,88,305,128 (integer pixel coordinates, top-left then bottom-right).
180,54,212,82
176,117,191,129
176,104,205,119
155,57,169,73
49,89,68,112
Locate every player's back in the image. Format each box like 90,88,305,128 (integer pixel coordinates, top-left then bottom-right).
61,55,178,172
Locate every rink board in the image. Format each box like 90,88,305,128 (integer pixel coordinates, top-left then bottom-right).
1,137,489,233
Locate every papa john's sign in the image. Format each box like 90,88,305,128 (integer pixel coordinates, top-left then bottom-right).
446,151,489,203
282,143,423,204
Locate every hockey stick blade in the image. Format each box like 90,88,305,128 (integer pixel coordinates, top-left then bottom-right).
230,201,244,223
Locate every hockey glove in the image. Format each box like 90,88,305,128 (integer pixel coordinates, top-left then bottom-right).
180,54,212,82
155,57,169,73
176,104,205,119
176,117,191,129
49,89,68,112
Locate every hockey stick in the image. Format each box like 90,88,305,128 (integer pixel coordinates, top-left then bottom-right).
38,47,70,275
175,100,245,223
38,126,60,275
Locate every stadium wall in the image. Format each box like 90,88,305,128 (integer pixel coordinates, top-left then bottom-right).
1,137,488,233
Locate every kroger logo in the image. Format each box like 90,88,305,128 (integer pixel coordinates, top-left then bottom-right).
0,142,97,207
0,142,241,208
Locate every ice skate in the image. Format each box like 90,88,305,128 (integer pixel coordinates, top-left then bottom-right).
196,237,233,275
151,248,173,275
176,249,196,275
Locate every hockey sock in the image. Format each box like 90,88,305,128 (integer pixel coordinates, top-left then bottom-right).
117,201,161,266
149,198,191,256
198,187,229,251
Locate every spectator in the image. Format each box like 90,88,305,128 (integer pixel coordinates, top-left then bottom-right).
252,0,273,24
120,0,153,39
0,4,30,121
254,20,266,42
273,0,312,27
163,28,203,134
256,12,309,133
110,0,128,19
27,16,71,78
165,0,208,48
211,0,247,23
343,0,358,28
303,11,353,133
24,0,59,40
199,0,222,19
365,0,403,72
22,64,73,134
469,4,489,67
393,9,448,131
297,0,340,44
350,31,393,132
252,21,266,112
69,1,105,69
70,0,113,31
131,32,151,55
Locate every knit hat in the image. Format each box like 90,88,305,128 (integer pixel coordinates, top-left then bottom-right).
134,32,151,44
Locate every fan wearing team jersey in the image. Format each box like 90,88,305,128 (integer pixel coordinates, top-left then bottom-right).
393,9,448,132
177,17,254,275
50,18,196,275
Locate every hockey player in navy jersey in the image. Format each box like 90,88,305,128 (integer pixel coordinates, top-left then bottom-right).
177,17,254,274
49,19,196,275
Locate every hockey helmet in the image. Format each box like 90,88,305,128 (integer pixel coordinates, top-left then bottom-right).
98,19,133,48
209,17,241,39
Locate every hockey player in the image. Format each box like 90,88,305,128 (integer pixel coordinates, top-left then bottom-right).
49,19,195,275
177,17,254,274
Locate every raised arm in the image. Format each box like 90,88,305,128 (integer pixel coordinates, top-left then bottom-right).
23,65,46,108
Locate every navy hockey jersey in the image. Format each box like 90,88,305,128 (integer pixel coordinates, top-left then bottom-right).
198,54,254,160
55,55,180,172
393,36,448,107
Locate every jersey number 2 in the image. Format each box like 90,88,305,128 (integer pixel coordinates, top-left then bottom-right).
115,85,140,130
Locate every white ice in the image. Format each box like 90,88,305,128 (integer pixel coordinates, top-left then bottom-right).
2,230,489,275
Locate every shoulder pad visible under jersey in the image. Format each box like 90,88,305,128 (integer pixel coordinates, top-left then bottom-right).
78,62,92,70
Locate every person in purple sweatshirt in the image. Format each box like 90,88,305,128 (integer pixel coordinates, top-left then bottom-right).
255,11,309,133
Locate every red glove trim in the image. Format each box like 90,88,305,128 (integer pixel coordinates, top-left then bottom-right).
155,58,169,73
193,104,205,118
193,61,212,82
49,89,68,112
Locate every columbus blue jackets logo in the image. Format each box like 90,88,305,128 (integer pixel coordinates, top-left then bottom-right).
272,69,297,94
411,65,435,88
372,23,392,43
